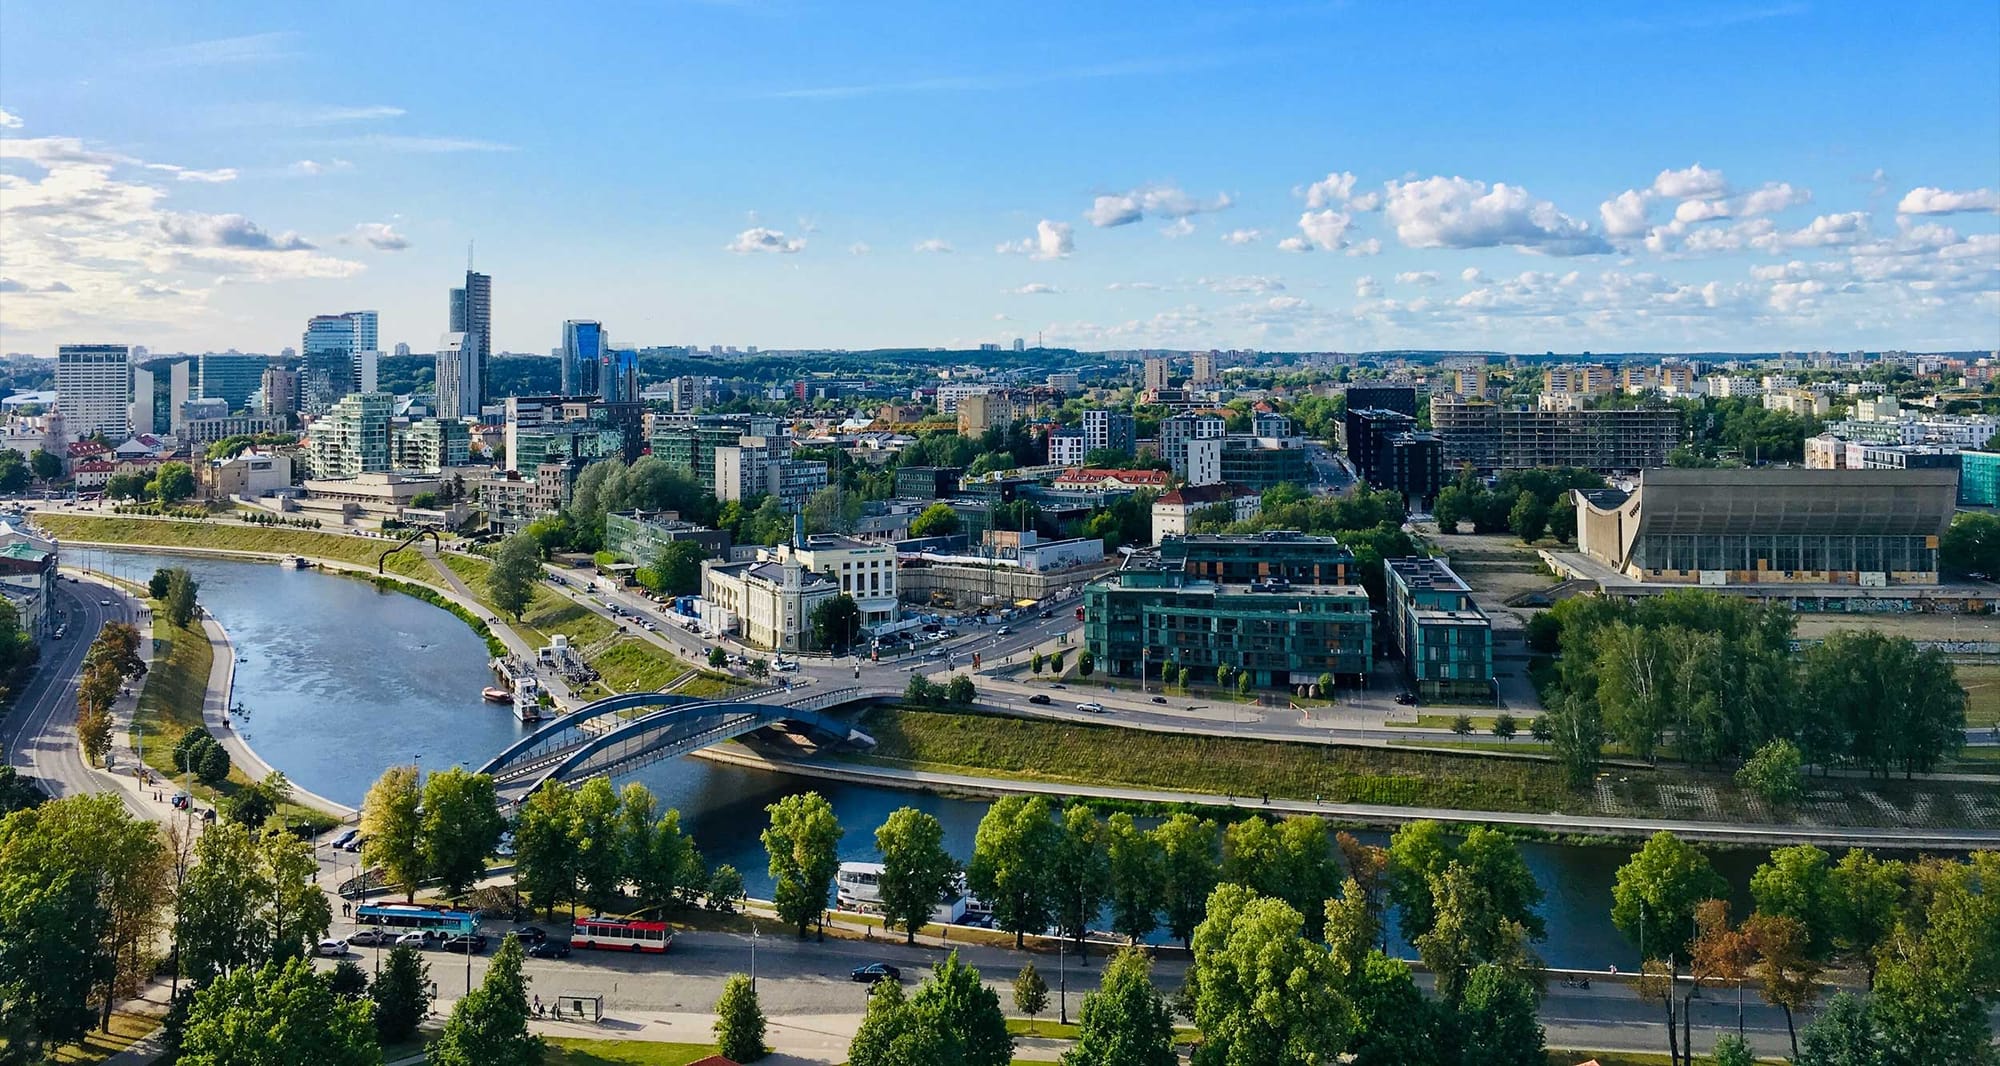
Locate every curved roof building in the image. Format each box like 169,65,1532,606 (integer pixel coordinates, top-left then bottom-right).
1573,467,1957,586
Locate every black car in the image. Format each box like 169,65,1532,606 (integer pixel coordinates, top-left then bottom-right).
851,962,902,983
1395,692,1418,705
516,926,549,944
527,941,571,959
1028,693,1051,705
1039,610,1053,619
438,934,487,953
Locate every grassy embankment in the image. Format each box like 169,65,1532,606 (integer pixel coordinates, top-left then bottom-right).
36,514,434,580
542,1040,722,1065
131,614,337,831
1956,664,2000,728
440,554,740,700
1386,713,1541,730
849,707,1999,828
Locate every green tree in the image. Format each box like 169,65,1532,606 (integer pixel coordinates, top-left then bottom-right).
1062,948,1177,1066
651,540,711,595
28,448,62,482
1186,884,1352,1066
513,782,580,918
360,764,427,902
946,674,976,706
762,792,843,938
1031,651,1044,674
1749,844,1835,959
708,646,728,668
811,594,862,654
909,502,962,538
1455,963,1545,1066
372,944,433,1043
1737,738,1805,808
489,532,543,620
154,461,196,502
1450,713,1473,736
1792,991,1879,1066
1104,812,1162,944
1344,952,1446,1066
1324,879,1378,980
260,826,331,963
1508,490,1546,543
707,864,746,912
1491,712,1517,743
1800,629,1966,776
195,740,230,786
713,972,767,1062
430,935,543,1066
177,957,377,1066
1939,510,2000,578
1012,962,1048,1021
1386,820,1457,942
176,820,265,984
572,777,626,914
327,958,369,998
421,768,505,898
1743,913,1820,1058
1051,804,1109,958
627,794,702,913
847,982,953,1066
910,951,1013,1066
0,867,100,1058
1611,831,1727,962
164,566,200,628
874,807,958,944
1078,649,1095,677
1152,813,1219,948
967,795,1059,948
148,568,174,600
1826,848,1907,975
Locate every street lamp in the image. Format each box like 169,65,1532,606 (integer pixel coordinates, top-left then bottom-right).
1058,938,1068,1026
749,919,760,993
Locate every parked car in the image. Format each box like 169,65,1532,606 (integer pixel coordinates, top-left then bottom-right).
1151,696,1168,704
1395,692,1418,705
527,941,571,959
851,962,902,983
516,926,548,944
438,933,487,953
316,938,350,957
350,929,391,946
1039,610,1054,619
1028,693,1052,705
1076,702,1105,713
394,931,428,948
332,829,359,849
996,627,1012,636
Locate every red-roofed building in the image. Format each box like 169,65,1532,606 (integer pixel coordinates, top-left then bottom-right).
67,440,109,461
71,459,115,490
1050,468,1173,492
1150,482,1261,544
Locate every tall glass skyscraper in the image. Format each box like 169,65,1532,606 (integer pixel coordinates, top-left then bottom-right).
447,271,492,414
561,319,604,397
301,310,379,408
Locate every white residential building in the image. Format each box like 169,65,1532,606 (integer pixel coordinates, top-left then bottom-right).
700,554,838,652
769,533,900,629
57,344,133,440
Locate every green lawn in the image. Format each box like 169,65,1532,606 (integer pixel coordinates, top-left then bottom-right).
1386,713,1539,731
849,707,1999,827
36,514,433,579
1956,664,2000,728
592,639,692,693
12,1010,165,1064
543,1038,722,1066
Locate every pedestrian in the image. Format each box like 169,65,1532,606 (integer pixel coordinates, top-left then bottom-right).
552,1002,562,1021
533,994,542,1017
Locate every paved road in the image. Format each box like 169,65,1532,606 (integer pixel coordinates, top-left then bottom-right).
1,576,147,815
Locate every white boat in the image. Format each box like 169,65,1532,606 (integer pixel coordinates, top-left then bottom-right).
836,861,969,924
512,676,544,722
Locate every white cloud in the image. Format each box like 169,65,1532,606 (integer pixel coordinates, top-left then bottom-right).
1293,210,1354,251
1736,182,1811,216
1276,236,1312,253
352,222,409,251
0,108,22,130
1011,282,1061,295
1107,281,1168,291
727,227,807,253
1160,218,1195,238
1395,271,1439,286
1384,176,1610,255
1198,275,1286,294
1652,163,1729,200
160,213,315,251
156,166,239,183
1355,275,1381,299
1219,228,1262,245
996,220,1073,260
329,134,515,153
1301,171,1382,211
1345,238,1382,257
1897,186,2000,215
913,238,953,254
1461,267,1487,283
211,103,406,127
1600,189,1652,238
848,242,871,255
288,158,352,177
1085,184,1230,227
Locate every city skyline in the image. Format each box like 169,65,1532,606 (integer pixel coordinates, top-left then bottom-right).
2,2,1997,356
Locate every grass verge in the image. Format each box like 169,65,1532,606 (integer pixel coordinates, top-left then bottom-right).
846,707,2000,828
26,1010,165,1064
544,1039,721,1066
1387,713,1540,730
1956,664,2000,728
35,514,433,580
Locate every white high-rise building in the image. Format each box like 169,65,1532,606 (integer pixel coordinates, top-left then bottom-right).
436,333,476,422
57,344,133,440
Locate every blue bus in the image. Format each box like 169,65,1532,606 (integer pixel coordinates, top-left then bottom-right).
355,904,479,936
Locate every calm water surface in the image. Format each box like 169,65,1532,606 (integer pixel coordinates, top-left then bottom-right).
76,548,1761,967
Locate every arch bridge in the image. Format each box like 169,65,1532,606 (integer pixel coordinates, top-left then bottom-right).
477,684,895,803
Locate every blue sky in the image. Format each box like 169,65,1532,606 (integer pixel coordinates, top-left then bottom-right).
2,1,1997,355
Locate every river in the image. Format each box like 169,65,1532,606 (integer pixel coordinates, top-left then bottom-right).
73,548,1762,967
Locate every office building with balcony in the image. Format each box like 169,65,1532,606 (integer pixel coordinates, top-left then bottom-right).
306,392,393,478
1084,561,1371,689
390,418,472,473
1159,412,1226,482
604,510,733,565
1430,397,1681,473
1385,557,1494,703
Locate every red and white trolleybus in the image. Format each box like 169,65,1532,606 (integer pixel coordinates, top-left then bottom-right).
572,915,674,953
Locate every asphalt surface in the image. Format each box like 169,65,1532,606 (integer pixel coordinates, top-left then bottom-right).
1,575,147,815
